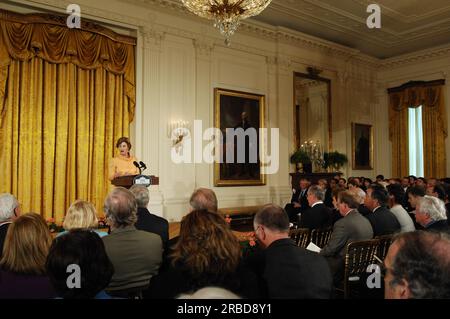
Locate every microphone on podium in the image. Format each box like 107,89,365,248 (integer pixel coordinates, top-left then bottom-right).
133,161,142,174
139,161,147,171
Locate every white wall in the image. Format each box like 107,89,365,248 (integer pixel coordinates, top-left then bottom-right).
5,0,448,221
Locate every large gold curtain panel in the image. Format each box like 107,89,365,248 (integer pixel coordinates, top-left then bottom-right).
388,80,447,178
0,9,136,222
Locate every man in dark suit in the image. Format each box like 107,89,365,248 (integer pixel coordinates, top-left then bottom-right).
130,185,169,248
0,193,20,259
299,185,332,229
248,204,332,298
364,184,400,237
415,195,449,233
320,190,374,284
284,178,310,223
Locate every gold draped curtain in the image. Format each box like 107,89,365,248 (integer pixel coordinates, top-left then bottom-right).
388,81,447,178
0,10,136,222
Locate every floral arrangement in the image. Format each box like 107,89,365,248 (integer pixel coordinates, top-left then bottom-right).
46,218,64,233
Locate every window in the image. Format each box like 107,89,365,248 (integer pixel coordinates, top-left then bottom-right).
408,106,424,177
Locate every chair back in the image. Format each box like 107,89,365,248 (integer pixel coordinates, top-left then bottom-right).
343,239,380,299
310,226,333,248
289,228,310,248
375,234,394,261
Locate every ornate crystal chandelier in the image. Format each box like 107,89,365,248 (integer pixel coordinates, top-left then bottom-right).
181,0,272,45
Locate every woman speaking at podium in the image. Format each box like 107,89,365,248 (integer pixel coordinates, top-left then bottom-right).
108,137,140,181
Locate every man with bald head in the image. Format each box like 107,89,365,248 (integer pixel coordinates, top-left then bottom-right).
189,188,218,213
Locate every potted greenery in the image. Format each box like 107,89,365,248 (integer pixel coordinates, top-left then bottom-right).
290,149,312,173
323,151,348,171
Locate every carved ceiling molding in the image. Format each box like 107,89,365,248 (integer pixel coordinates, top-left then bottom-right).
380,45,450,69
17,0,450,72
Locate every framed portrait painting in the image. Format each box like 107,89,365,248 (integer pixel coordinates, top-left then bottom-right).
214,88,266,186
352,123,373,170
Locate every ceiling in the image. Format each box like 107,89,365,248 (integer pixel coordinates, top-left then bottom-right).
251,0,450,58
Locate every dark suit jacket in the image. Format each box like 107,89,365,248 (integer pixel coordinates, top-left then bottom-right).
299,203,332,230
324,188,333,208
365,206,400,237
145,261,259,299
425,220,449,233
135,207,169,248
291,187,310,211
357,204,372,216
0,223,11,259
321,210,374,259
247,238,332,299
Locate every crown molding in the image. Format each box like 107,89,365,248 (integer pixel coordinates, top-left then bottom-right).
381,44,450,69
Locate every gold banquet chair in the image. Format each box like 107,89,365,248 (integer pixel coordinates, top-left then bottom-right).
374,234,394,261
340,239,380,299
289,228,310,248
310,226,333,248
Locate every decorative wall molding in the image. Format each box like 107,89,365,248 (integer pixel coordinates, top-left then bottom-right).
193,38,214,59
381,45,450,69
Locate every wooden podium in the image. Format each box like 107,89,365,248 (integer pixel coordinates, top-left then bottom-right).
111,175,159,189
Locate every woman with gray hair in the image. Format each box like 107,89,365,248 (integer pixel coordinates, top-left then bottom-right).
0,193,20,259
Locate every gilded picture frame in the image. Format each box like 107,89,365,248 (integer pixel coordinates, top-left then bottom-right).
352,123,373,170
214,88,266,186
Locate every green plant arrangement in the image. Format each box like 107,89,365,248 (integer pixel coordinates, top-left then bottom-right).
323,151,348,171
290,149,312,164
290,149,312,173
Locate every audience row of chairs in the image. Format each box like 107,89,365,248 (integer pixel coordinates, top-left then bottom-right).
289,226,333,249
289,226,394,299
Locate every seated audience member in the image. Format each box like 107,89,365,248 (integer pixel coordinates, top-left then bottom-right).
416,177,427,188
376,175,385,183
384,231,450,299
58,200,107,238
0,193,20,258
348,187,371,216
443,183,450,224
285,178,310,223
415,196,449,233
362,178,373,190
329,178,339,190
406,186,426,228
248,204,333,299
162,187,220,271
386,184,415,233
318,179,333,208
401,177,410,192
46,229,114,299
178,286,241,299
130,185,169,247
338,178,347,188
330,187,346,225
102,187,162,296
298,185,332,229
364,184,400,236
189,187,218,213
0,213,55,298
146,210,258,298
320,191,373,284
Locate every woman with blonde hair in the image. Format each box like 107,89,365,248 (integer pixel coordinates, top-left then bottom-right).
146,210,259,298
0,213,56,298
58,200,108,238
